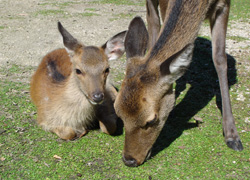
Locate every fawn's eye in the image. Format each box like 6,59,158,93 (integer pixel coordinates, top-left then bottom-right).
104,68,110,74
76,69,82,75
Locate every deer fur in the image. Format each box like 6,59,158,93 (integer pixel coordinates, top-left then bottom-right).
114,0,243,167
30,22,126,140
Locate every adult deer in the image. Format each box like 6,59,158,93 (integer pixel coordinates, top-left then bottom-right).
114,0,243,167
30,22,126,140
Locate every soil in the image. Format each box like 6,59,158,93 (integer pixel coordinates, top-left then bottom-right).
0,0,249,77
0,0,146,67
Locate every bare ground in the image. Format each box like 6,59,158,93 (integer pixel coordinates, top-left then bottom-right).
0,0,145,66
0,0,249,82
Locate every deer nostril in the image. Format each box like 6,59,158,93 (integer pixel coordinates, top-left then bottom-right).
92,92,104,103
122,155,138,167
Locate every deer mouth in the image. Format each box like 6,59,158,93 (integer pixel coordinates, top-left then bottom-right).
88,99,104,105
85,92,105,105
122,148,152,167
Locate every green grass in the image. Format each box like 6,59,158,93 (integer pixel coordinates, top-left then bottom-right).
227,35,249,42
85,8,98,12
113,12,135,19
7,64,21,73
35,1,101,18
109,12,136,21
1,39,249,179
35,9,66,16
38,1,80,9
92,0,144,6
78,12,100,17
230,0,250,21
1,0,250,179
200,35,249,43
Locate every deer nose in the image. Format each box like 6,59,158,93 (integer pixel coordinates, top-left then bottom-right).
122,155,138,167
92,92,104,103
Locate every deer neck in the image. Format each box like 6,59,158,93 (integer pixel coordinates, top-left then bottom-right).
63,73,91,106
147,0,212,63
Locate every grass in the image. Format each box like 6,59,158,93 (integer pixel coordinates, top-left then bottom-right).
78,12,100,17
85,8,98,12
92,0,144,6
1,0,250,179
227,35,249,42
35,9,66,16
1,40,249,180
230,0,250,21
38,1,80,9
109,12,136,21
35,1,101,18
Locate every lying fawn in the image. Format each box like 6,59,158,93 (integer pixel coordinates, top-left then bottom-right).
114,0,243,167
30,22,126,140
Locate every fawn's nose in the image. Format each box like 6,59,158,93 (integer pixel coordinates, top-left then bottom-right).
92,92,104,103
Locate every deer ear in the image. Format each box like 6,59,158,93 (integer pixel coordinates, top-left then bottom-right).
125,16,149,59
160,44,194,84
58,21,82,55
102,31,126,61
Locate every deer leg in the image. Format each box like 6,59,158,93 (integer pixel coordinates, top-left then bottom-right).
97,98,117,135
210,2,243,151
146,0,161,49
95,84,118,135
98,102,117,135
99,116,117,135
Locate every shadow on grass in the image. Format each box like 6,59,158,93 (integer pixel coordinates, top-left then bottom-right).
151,37,237,157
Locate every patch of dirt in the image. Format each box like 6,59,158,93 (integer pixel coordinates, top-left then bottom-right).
0,0,145,67
0,0,249,80
199,20,250,58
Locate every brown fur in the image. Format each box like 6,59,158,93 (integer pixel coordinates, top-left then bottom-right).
115,0,242,167
30,22,126,140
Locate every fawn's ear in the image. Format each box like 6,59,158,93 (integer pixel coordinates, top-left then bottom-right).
58,21,83,56
124,16,148,59
102,31,127,61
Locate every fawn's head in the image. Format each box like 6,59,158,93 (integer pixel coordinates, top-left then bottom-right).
58,22,126,104
114,17,194,167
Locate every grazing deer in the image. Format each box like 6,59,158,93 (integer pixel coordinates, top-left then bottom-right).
30,22,126,140
114,0,243,167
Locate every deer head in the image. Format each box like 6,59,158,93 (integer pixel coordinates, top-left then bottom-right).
58,22,126,104
114,17,194,167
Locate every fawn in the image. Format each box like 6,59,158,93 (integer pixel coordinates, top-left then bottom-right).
30,22,126,140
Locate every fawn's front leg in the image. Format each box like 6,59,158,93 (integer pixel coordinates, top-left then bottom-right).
96,86,118,135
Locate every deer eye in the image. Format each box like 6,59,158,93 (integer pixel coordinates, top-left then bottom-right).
76,69,82,75
145,115,158,127
104,67,110,74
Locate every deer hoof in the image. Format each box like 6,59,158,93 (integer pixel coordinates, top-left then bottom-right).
226,139,243,151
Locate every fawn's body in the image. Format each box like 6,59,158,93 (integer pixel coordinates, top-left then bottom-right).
31,22,126,140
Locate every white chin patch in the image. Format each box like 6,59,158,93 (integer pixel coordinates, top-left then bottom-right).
89,99,103,105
